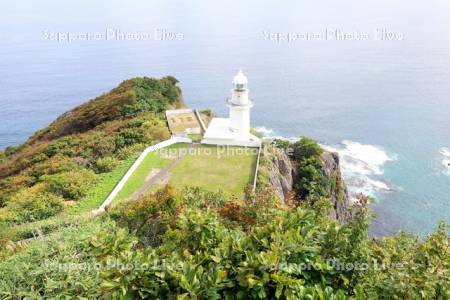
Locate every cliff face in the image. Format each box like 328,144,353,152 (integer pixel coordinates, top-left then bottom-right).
257,144,351,222
319,151,351,222
256,145,295,201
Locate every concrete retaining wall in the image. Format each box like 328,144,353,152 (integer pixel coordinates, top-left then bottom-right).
252,144,262,191
201,138,261,148
165,108,194,116
194,109,207,132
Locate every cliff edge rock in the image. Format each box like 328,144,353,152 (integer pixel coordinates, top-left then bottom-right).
257,143,352,222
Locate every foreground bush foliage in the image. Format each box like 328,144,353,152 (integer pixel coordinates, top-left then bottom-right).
0,221,106,298
1,186,447,299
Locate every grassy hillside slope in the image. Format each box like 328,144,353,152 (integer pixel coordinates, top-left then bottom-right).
0,76,181,241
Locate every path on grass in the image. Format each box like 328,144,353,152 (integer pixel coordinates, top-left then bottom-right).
128,143,198,201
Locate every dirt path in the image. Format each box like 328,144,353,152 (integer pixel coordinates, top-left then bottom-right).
128,143,197,201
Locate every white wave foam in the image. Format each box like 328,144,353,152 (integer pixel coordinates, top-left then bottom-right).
325,141,396,202
340,140,395,175
254,126,274,136
326,141,395,176
440,147,450,157
272,136,301,143
345,176,391,201
261,131,300,143
440,147,450,175
442,159,450,169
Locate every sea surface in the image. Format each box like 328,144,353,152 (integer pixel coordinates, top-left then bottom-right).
1,0,449,235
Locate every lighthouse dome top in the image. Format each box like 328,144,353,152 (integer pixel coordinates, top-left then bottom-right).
232,69,248,85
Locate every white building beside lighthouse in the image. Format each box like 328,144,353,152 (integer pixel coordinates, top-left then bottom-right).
201,70,261,147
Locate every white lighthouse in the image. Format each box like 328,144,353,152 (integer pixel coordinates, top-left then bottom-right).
201,69,261,147
228,69,253,140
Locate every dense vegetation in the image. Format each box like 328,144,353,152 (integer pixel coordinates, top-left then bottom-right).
0,76,181,239
0,183,448,299
0,79,448,299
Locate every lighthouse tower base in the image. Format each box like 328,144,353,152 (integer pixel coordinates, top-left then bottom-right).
201,118,261,148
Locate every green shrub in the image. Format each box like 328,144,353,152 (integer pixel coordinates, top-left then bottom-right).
4,145,19,156
358,223,450,299
0,174,36,207
109,185,181,247
143,119,170,141
291,136,323,161
114,128,146,149
0,220,108,298
272,138,291,150
295,156,327,199
115,143,145,160
289,137,328,200
94,157,119,173
26,154,80,177
41,169,96,200
121,76,180,117
98,190,448,299
45,138,79,157
0,207,15,225
96,191,359,299
6,186,65,224
88,135,117,158
0,213,86,242
160,76,180,103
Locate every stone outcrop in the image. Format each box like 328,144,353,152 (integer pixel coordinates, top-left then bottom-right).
256,144,295,201
320,151,351,222
257,143,352,222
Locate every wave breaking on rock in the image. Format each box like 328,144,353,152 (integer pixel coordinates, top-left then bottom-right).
440,147,450,175
321,141,396,202
258,127,396,203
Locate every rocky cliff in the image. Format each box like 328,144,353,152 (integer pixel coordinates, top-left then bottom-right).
319,151,351,222
256,144,295,201
257,143,352,222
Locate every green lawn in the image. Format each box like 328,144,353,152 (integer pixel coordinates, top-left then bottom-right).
71,156,137,214
114,151,172,203
169,145,258,197
112,144,258,201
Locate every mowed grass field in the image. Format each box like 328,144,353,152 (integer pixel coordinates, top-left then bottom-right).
168,145,258,197
111,143,258,205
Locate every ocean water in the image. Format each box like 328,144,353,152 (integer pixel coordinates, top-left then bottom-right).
1,0,449,235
